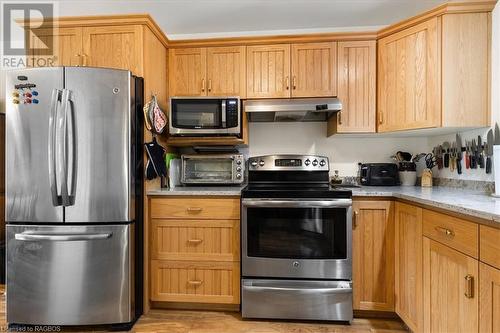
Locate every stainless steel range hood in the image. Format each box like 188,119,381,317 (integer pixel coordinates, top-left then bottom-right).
244,98,342,122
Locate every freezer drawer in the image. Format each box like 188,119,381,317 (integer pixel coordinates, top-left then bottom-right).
7,224,134,325
241,279,352,322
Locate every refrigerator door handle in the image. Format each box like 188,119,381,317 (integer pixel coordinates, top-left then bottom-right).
60,89,76,206
14,231,112,241
48,89,62,206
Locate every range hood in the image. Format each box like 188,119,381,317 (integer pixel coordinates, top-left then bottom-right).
243,97,342,122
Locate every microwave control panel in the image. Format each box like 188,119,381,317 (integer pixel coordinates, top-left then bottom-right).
226,99,239,128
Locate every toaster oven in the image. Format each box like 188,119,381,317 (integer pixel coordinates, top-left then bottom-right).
181,154,245,185
360,163,400,186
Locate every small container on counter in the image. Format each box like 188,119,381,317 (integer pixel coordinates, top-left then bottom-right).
398,161,417,186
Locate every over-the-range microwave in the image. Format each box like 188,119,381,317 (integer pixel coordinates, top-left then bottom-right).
169,97,241,136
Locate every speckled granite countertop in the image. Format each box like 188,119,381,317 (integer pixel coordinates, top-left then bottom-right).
353,186,500,224
148,185,245,196
148,185,500,226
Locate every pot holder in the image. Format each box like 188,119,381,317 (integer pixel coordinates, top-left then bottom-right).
144,137,167,179
143,95,167,134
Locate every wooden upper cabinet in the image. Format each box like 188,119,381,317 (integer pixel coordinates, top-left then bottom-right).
246,44,291,98
27,27,83,67
169,48,207,96
441,13,490,127
82,25,144,76
207,46,246,97
328,41,376,135
352,200,394,311
423,237,478,333
291,42,337,97
395,203,423,333
378,18,440,132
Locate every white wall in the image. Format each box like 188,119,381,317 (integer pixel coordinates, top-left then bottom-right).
248,122,428,177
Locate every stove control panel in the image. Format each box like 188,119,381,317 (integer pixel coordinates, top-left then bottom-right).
249,155,329,171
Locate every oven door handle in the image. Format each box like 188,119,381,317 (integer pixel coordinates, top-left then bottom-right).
242,199,352,208
243,285,352,294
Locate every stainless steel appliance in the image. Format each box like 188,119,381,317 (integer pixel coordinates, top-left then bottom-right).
169,97,241,136
360,163,400,186
241,155,353,322
5,67,144,327
181,154,244,185
244,97,341,122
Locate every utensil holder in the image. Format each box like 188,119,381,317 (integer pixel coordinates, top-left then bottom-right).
399,171,417,186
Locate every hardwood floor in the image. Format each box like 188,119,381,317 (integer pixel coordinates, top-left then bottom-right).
0,286,407,332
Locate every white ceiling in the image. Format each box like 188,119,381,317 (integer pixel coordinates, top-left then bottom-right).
54,0,447,39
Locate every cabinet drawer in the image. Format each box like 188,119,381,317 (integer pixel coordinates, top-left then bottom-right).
480,225,500,269
151,260,240,304
151,197,240,220
422,209,478,258
151,219,239,261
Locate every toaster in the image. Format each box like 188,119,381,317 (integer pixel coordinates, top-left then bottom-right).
360,163,400,186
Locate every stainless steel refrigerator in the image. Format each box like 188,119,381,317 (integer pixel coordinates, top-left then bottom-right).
5,67,144,327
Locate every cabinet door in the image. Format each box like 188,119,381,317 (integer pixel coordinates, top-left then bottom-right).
82,25,144,76
378,18,440,132
246,44,291,98
291,42,337,97
423,237,478,333
352,200,394,311
169,48,207,96
480,263,500,333
207,46,246,97
331,41,376,134
395,203,423,332
27,27,83,67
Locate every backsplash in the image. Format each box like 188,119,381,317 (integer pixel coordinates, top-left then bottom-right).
248,122,429,177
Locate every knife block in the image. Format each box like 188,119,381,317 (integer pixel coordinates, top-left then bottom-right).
421,168,433,187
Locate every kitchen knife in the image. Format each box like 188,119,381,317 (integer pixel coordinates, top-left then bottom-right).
465,141,470,169
450,142,455,172
443,141,450,168
478,135,484,168
437,144,443,169
456,134,463,174
495,123,500,145
486,129,494,174
471,139,477,169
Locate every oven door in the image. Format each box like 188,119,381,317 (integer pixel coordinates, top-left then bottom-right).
242,199,352,280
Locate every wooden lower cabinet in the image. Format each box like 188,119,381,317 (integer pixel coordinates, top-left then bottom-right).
150,196,241,306
151,260,240,304
394,202,423,332
151,219,239,262
423,237,479,333
479,263,500,333
352,200,394,311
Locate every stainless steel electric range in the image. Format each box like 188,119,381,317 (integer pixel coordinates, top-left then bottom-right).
241,155,353,322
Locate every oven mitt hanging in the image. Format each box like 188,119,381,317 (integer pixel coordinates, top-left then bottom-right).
143,95,167,134
144,137,167,180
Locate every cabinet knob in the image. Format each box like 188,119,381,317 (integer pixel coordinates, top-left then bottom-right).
188,280,203,286
201,79,206,92
186,207,203,213
208,79,212,92
353,211,359,229
464,274,474,299
338,111,343,125
292,76,297,90
379,112,384,125
285,76,290,90
435,226,455,237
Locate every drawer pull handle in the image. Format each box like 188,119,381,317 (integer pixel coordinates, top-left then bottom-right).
187,239,203,244
188,280,203,286
464,275,474,298
435,226,455,237
353,211,359,229
186,207,203,213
